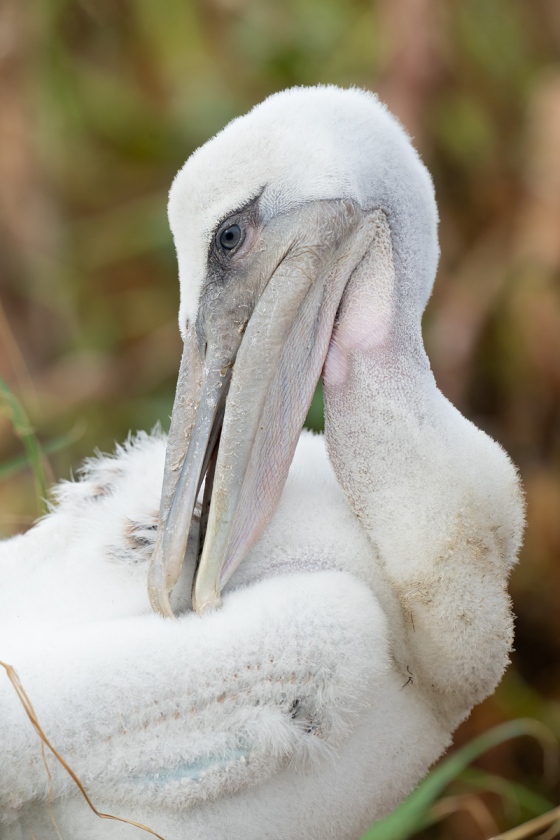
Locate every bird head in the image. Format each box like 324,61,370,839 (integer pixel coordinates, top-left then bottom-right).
147,85,439,616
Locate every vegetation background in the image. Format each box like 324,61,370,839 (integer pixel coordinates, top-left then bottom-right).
0,0,559,837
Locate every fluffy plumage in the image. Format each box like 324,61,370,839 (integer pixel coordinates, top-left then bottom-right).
0,85,524,840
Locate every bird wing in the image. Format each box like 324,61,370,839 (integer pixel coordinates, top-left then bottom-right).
0,570,389,819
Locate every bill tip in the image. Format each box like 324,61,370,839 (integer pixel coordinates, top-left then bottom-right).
148,584,176,619
193,593,223,616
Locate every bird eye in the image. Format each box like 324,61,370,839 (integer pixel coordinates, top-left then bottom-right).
219,224,242,252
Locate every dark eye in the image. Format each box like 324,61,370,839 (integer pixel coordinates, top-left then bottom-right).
219,224,242,251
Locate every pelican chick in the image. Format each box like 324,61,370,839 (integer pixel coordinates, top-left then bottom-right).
0,85,524,840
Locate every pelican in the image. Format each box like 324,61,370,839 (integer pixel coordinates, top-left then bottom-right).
0,86,523,840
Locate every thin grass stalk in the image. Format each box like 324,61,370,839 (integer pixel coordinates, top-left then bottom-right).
490,808,560,840
0,660,168,840
0,424,84,482
0,377,48,514
363,719,558,840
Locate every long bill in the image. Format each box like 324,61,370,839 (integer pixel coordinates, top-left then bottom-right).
148,201,378,616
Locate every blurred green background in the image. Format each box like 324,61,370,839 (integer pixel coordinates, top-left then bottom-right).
1,0,560,837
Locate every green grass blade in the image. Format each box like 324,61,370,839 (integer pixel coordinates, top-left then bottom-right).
0,377,48,514
409,770,556,835
361,719,557,840
458,768,554,817
0,426,83,482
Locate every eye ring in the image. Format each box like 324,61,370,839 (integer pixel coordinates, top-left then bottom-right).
218,224,243,252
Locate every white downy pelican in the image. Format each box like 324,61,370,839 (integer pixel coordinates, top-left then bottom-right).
0,86,523,840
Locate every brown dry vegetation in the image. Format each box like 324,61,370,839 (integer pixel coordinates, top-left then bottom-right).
1,1,560,837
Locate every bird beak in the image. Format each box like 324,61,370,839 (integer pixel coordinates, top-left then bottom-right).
148,200,377,616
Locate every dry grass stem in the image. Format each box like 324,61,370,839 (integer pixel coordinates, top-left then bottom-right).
0,660,168,840
538,819,560,840
490,807,560,840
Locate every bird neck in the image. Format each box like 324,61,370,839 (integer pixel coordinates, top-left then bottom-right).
324,337,436,541
322,213,439,545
